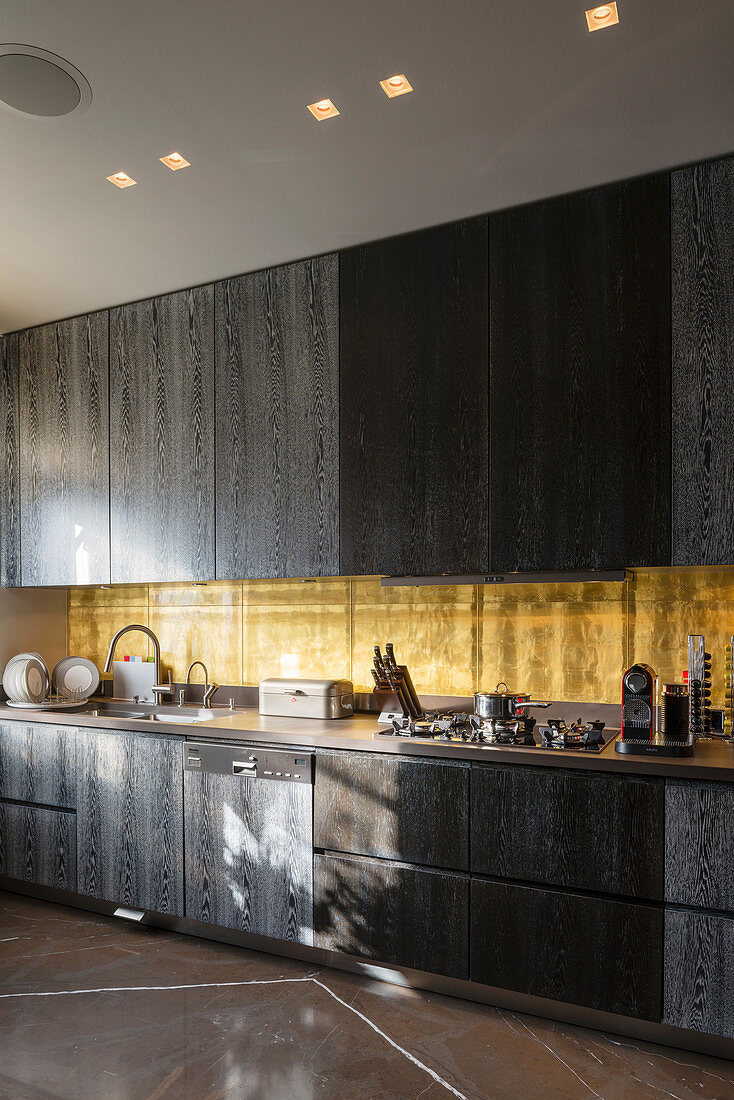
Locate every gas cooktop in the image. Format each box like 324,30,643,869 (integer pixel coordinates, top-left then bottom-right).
377,711,615,752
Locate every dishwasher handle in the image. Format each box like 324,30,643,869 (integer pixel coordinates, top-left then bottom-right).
232,760,257,776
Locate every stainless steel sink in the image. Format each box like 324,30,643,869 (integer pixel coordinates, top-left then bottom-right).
75,702,231,725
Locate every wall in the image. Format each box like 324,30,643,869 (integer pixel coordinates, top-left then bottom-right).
0,588,67,672
66,570,734,706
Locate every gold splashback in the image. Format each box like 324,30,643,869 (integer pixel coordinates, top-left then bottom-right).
67,570,734,705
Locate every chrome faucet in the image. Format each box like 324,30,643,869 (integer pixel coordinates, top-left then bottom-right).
104,624,162,691
185,661,219,709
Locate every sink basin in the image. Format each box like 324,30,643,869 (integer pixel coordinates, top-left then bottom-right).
139,712,217,724
78,707,148,719
75,701,230,725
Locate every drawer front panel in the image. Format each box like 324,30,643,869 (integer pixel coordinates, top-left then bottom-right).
666,780,734,910
471,879,662,1021
664,908,734,1039
472,764,664,899
315,751,469,870
0,801,76,891
315,853,469,979
0,722,77,808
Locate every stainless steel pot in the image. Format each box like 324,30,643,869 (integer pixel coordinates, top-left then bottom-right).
473,682,552,720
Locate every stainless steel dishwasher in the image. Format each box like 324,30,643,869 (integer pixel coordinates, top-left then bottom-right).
183,742,314,945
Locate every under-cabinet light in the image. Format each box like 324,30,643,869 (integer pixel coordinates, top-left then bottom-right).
585,4,619,31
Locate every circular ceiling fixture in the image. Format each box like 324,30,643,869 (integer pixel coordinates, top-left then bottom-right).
0,44,91,118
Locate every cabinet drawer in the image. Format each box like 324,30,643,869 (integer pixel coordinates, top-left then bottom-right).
666,780,734,910
664,908,734,1038
0,722,77,808
314,853,468,979
471,764,664,899
0,801,76,891
315,751,469,870
471,879,662,1021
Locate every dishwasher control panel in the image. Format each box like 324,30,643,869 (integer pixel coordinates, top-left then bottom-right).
184,742,314,784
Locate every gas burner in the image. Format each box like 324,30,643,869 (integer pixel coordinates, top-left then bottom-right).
539,718,606,751
469,714,536,746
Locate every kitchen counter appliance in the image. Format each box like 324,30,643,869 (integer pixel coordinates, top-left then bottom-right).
380,710,612,752
259,677,354,720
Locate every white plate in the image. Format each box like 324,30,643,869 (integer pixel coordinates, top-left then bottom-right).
10,660,29,704
52,657,99,701
3,653,50,703
22,658,48,704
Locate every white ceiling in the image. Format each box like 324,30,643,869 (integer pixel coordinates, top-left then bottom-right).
1,0,732,333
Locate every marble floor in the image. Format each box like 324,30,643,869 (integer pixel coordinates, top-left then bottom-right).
1,891,733,1100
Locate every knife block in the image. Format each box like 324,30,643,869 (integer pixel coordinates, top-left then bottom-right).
374,689,407,724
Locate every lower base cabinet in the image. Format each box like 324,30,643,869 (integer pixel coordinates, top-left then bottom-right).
0,801,76,891
314,852,469,979
471,879,662,1021
77,730,184,915
664,908,734,1039
184,769,313,945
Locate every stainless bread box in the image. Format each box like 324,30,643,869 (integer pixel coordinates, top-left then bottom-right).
258,677,354,720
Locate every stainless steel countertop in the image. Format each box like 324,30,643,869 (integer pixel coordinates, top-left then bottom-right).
1,701,734,779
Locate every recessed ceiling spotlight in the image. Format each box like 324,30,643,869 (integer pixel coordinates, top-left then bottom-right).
0,43,92,118
160,151,190,170
307,98,339,120
106,171,137,189
585,3,619,31
380,74,413,98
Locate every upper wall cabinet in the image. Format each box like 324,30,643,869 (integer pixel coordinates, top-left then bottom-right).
0,333,20,587
340,218,489,577
489,176,671,572
215,255,339,579
19,314,110,586
110,288,215,583
672,157,734,566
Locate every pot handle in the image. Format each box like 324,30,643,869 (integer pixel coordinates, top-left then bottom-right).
520,700,553,709
494,682,509,693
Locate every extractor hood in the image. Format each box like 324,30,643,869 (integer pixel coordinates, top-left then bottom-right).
381,570,630,587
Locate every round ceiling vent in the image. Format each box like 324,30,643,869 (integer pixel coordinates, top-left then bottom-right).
0,44,91,118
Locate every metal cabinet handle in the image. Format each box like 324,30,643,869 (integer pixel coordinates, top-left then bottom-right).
232,761,257,776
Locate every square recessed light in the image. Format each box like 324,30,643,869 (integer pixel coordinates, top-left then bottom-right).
585,3,619,31
380,74,413,98
307,98,339,120
160,151,190,170
106,171,137,188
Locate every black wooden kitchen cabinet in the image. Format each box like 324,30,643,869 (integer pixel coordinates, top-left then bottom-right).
664,908,734,1039
314,852,469,979
471,879,663,1021
489,175,671,571
76,729,184,915
0,332,20,588
339,218,489,577
0,802,76,892
314,751,469,870
184,766,313,944
109,287,215,583
215,255,339,580
0,721,77,808
672,156,734,566
471,764,664,899
19,313,110,586
665,779,734,911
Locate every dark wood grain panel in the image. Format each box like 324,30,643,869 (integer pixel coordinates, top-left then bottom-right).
0,332,21,587
110,287,214,582
0,801,76,891
664,908,734,1038
314,751,469,870
472,764,664,899
77,729,183,915
340,218,489,576
0,722,77,808
19,313,109,586
665,779,734,910
315,852,468,978
215,255,339,579
672,158,734,565
490,176,671,571
471,879,662,1021
184,769,313,943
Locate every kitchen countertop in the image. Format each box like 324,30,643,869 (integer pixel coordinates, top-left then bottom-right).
1,702,734,780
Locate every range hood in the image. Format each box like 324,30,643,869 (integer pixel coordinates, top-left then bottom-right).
381,570,630,587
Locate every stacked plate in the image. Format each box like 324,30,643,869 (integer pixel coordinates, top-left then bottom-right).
2,653,100,709
2,653,50,704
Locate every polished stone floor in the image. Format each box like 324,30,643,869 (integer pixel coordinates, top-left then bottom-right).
1,891,733,1100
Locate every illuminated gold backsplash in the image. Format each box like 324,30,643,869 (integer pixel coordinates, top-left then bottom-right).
66,570,734,705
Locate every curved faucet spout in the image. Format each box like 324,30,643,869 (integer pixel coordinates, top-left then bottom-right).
104,624,161,690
